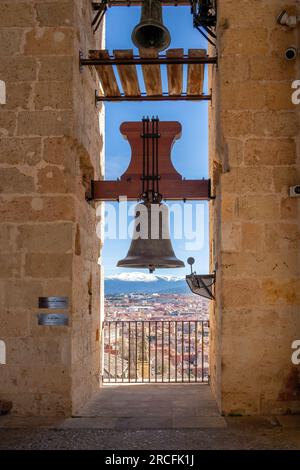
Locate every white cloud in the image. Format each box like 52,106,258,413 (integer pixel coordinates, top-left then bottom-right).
105,272,185,282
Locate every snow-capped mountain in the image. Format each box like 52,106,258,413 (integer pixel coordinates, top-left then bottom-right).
105,272,185,282
105,272,189,295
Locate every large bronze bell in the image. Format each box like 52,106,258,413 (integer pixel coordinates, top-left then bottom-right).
131,0,171,52
117,202,185,273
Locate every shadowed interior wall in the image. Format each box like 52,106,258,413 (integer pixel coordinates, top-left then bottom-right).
209,0,300,415
0,0,104,416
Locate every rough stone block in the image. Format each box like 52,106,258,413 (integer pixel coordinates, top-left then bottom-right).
36,1,74,27
244,139,296,166
0,56,37,82
253,111,299,138
237,167,273,193
226,139,244,167
264,223,300,252
3,82,32,111
17,111,72,136
0,254,21,278
0,196,75,223
3,280,43,308
266,82,295,111
222,111,253,137
0,111,16,136
25,253,72,278
0,2,34,27
272,166,300,193
262,279,300,306
42,280,72,299
222,167,273,193
37,166,70,193
17,223,73,253
281,197,299,220
238,195,280,221
0,310,30,337
221,81,266,110
0,168,35,193
222,251,299,279
220,56,249,82
219,1,287,28
35,81,72,110
221,222,241,252
221,28,269,56
250,55,297,81
0,225,13,252
270,28,298,55
221,194,238,221
222,279,262,308
241,223,264,252
0,137,41,165
38,56,73,82
0,29,24,56
24,28,74,56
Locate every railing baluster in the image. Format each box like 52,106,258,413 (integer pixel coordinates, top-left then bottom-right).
155,321,158,383
148,321,151,382
175,321,178,383
142,321,144,382
188,321,191,382
181,321,184,382
202,321,204,382
115,322,117,382
128,321,131,382
122,322,124,383
168,321,171,382
162,321,164,383
108,322,111,383
195,320,198,382
102,319,208,384
135,321,138,382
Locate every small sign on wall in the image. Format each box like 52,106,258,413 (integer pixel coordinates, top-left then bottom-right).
37,297,69,326
37,313,69,326
39,297,69,309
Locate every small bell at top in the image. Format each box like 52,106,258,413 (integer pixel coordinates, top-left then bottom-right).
131,0,171,52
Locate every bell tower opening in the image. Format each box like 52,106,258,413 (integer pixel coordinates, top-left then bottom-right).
95,7,217,425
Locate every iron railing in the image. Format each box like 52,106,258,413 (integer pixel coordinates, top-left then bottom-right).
102,320,209,383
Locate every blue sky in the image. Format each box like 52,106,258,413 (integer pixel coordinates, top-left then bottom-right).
102,6,209,277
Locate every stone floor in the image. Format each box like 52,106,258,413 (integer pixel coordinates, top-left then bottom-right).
0,384,300,450
63,383,226,430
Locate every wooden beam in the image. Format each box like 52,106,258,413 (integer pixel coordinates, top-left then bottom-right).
98,1,191,6
167,48,184,96
91,179,211,201
82,54,217,66
140,49,162,96
96,94,211,102
187,49,206,96
113,49,140,96
89,49,120,96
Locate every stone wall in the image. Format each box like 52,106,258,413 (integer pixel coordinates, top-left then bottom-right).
0,0,104,416
209,0,300,415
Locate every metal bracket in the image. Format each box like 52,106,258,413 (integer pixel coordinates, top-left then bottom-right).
91,0,107,33
185,259,216,300
79,50,84,73
192,0,217,47
186,272,216,300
